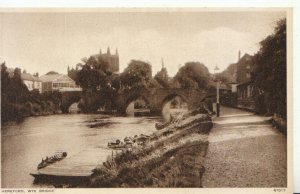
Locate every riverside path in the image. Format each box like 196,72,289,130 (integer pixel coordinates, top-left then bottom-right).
202,106,287,187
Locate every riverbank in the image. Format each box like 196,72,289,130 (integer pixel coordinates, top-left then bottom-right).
84,107,213,188
1,101,62,123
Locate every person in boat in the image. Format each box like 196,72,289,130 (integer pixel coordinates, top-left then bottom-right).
62,152,67,157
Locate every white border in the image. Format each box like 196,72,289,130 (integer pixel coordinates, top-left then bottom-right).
0,0,299,193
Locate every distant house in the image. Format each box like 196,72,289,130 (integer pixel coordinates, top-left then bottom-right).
235,53,256,110
6,68,42,92
236,53,254,84
236,81,255,110
217,51,256,109
39,72,82,93
21,73,42,93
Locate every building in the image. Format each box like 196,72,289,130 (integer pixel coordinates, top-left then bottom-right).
91,47,119,74
40,71,82,93
67,47,120,79
21,73,42,93
235,52,256,110
236,81,255,110
236,53,254,84
6,68,42,92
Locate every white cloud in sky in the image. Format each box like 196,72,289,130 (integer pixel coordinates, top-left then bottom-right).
0,11,285,77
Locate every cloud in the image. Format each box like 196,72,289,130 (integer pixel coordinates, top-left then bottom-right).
183,27,257,73
1,12,280,77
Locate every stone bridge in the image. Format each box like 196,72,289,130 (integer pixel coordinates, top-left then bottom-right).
60,91,83,113
60,88,207,114
114,88,207,114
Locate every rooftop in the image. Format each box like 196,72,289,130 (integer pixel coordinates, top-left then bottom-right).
39,74,75,83
21,73,41,82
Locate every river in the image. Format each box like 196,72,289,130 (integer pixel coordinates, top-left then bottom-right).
1,114,160,188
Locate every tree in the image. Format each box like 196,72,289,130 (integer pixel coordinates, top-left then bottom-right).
120,60,153,89
1,62,10,93
10,68,29,103
172,62,210,89
154,67,170,88
251,18,286,118
75,56,112,91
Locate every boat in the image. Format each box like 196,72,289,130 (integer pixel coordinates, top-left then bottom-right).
107,138,133,149
124,136,134,145
108,139,125,149
135,134,150,145
37,151,67,170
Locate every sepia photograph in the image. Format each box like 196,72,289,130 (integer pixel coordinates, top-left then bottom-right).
0,8,292,192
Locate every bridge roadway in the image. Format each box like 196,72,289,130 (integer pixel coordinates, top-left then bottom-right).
31,147,113,178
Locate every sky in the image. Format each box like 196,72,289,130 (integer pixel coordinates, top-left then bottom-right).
0,10,286,76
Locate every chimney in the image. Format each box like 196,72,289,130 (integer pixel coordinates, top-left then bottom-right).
238,50,241,61
107,47,110,55
116,48,118,56
99,49,102,55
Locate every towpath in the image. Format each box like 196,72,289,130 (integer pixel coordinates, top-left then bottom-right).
202,106,287,187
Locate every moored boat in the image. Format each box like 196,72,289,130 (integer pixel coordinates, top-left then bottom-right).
37,151,67,170
107,138,134,149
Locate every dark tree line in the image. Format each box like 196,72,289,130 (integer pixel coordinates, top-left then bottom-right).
75,54,212,92
73,55,212,112
251,18,286,118
1,63,62,122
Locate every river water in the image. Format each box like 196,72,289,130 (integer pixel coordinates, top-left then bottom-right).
1,114,160,188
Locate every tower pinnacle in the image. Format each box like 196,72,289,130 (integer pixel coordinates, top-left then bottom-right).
107,47,110,55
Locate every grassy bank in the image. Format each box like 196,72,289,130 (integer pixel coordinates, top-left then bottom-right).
87,108,213,188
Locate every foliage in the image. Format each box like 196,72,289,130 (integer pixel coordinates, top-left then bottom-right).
75,56,112,91
154,67,170,88
1,63,62,122
172,62,210,89
251,18,286,118
1,65,29,104
120,60,153,89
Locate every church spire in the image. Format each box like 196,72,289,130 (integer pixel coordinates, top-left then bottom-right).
161,57,165,68
107,47,110,55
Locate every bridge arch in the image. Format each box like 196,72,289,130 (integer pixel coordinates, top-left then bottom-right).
60,92,82,113
68,101,81,113
161,93,188,106
161,93,188,121
125,93,151,116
